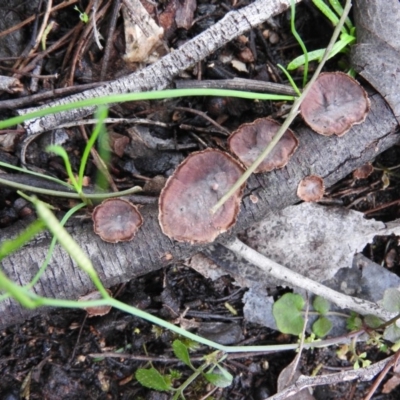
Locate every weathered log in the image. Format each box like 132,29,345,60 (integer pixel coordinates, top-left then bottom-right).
0,91,398,330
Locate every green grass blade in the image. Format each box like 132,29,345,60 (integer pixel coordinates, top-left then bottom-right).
290,0,309,87
0,161,73,189
0,89,295,130
78,105,108,188
46,145,80,192
328,0,354,30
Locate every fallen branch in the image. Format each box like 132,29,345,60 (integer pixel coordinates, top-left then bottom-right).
1,91,398,330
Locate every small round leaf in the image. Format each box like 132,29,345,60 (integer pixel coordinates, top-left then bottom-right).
312,317,332,338
273,293,305,335
313,296,330,315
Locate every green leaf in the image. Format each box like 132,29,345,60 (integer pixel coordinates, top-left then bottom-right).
287,34,355,71
312,317,332,338
204,371,233,388
313,296,330,315
216,364,234,382
135,368,172,391
273,293,305,335
172,340,192,368
347,312,362,331
364,315,383,329
383,288,400,312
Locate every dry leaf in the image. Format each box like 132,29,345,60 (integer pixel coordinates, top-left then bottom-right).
175,0,196,29
277,358,316,400
122,0,164,63
0,131,19,152
245,203,385,281
231,59,248,73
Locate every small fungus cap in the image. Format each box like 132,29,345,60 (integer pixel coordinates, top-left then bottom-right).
297,175,325,202
353,163,374,180
159,149,245,244
79,289,112,317
300,72,370,137
228,118,298,173
92,198,143,243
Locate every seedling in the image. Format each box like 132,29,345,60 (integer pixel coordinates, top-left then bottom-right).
74,6,89,23
336,343,372,370
135,339,233,398
273,293,333,338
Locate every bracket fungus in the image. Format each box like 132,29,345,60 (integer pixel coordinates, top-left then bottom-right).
92,198,143,243
297,175,325,202
300,72,370,137
159,149,245,244
228,118,299,173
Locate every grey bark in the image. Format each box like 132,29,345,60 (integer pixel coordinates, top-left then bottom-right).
20,0,299,134
1,91,399,330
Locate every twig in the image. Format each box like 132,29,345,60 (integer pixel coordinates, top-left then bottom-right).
175,78,297,96
224,237,395,321
363,350,400,400
0,0,78,40
268,354,397,400
100,0,122,80
173,106,230,136
0,82,103,110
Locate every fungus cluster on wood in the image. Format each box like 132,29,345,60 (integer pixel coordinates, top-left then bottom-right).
91,72,370,244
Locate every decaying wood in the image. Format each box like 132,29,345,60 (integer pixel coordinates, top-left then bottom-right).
0,91,399,330
19,0,300,134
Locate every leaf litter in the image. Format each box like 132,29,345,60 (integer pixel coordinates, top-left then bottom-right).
193,203,400,335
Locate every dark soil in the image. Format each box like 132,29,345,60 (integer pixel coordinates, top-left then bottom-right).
1,1,400,399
